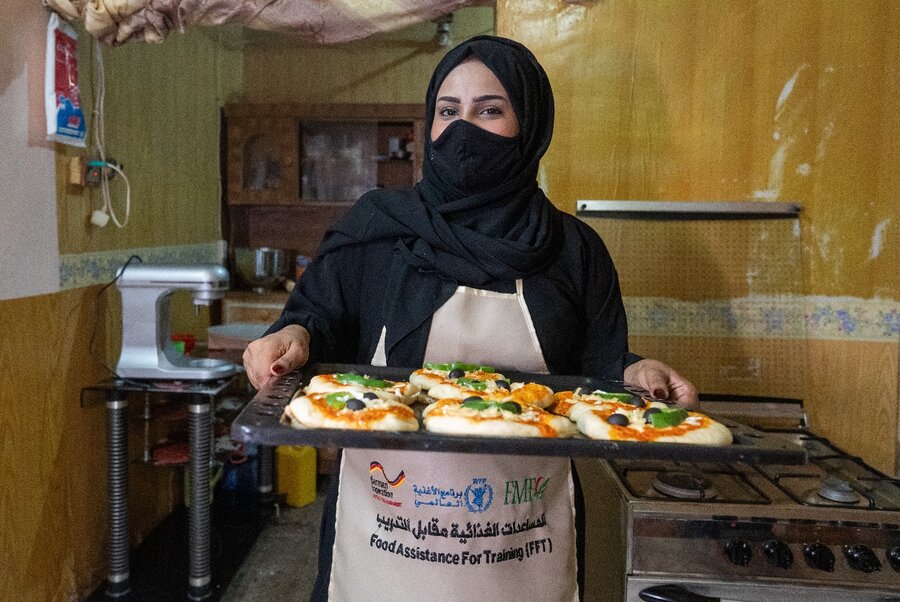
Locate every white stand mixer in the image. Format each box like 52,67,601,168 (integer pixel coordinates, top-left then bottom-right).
115,264,238,380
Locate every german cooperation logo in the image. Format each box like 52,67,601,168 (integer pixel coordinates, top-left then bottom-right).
370,461,406,507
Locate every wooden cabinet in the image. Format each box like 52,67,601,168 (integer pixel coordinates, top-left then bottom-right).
223,102,426,275
224,103,425,206
225,116,299,205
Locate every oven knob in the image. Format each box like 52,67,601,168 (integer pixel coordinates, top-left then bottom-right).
803,542,835,572
724,539,753,566
763,539,793,569
843,545,881,573
888,546,900,571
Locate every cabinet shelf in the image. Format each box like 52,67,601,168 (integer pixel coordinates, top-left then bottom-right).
223,102,426,269
224,102,424,206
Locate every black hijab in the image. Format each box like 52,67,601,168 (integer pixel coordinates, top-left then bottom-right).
317,35,563,364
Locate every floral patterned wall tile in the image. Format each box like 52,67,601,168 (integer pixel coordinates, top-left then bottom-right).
59,241,227,290
625,295,899,342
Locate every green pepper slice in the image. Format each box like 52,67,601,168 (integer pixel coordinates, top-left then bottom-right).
648,407,689,428
593,390,634,403
335,373,391,388
461,398,490,411
460,399,521,414
423,361,495,373
456,378,488,391
498,402,522,415
325,391,354,409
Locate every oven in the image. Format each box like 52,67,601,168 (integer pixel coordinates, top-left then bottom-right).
578,397,900,602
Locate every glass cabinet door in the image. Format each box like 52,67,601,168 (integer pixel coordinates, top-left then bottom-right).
226,117,299,205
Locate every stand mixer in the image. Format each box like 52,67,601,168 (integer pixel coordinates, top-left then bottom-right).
115,264,238,380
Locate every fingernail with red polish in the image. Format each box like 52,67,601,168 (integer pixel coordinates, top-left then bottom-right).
272,364,285,375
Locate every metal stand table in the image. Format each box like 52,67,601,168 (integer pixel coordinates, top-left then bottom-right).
83,377,238,601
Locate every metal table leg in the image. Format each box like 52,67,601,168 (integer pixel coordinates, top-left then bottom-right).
188,394,212,601
257,445,275,504
106,390,131,598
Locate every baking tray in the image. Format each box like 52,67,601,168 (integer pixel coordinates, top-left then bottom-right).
230,363,808,465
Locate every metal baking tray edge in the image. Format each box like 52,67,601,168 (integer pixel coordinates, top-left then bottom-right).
230,363,808,465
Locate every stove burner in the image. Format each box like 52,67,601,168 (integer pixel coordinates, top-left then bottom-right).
652,470,717,500
813,475,861,504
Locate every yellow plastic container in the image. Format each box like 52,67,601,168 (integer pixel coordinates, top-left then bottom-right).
276,445,317,507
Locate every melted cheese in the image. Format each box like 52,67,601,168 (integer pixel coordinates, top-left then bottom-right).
423,398,575,438
551,391,732,445
288,392,418,431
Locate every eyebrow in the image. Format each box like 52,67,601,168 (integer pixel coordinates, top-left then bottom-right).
435,94,510,104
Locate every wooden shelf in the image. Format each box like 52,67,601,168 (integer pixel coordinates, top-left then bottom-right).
222,102,425,269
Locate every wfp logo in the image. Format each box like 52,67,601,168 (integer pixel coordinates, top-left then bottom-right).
504,476,549,505
464,477,493,513
412,477,495,513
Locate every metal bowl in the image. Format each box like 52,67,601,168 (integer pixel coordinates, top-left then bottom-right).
234,247,288,293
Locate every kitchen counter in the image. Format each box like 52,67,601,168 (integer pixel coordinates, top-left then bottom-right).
222,290,289,325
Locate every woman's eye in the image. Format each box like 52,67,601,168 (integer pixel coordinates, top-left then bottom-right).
438,107,458,118
481,107,502,116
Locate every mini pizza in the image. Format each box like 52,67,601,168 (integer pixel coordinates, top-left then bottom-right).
550,390,732,445
422,396,576,438
409,362,506,392
287,391,419,431
427,379,555,409
550,388,645,418
304,372,420,404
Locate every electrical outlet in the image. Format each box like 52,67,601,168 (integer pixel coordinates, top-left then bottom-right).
85,158,120,187
85,162,102,186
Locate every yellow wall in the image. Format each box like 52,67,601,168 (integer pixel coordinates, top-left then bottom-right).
498,0,900,473
0,290,108,601
59,28,241,252
0,15,240,602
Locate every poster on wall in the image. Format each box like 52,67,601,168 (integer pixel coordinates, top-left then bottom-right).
44,12,86,147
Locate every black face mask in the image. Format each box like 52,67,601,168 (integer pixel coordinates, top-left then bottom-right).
429,119,522,196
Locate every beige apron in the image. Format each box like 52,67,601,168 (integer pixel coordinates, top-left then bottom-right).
328,280,579,602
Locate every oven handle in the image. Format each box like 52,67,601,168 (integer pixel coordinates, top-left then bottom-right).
639,584,721,602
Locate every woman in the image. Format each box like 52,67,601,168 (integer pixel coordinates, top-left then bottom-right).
244,35,697,601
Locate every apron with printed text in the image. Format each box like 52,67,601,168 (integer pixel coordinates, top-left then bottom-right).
328,280,579,601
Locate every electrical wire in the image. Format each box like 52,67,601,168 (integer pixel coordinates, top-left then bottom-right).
91,37,131,228
102,161,131,227
89,254,143,381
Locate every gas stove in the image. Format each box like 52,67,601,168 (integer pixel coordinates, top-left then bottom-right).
579,398,900,602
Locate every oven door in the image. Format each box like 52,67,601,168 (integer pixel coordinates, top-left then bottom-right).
628,577,900,602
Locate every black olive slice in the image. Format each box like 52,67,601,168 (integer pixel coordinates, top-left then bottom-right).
643,407,662,423
607,413,630,426
345,398,366,411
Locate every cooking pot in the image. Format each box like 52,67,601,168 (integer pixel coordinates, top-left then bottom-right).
234,247,287,293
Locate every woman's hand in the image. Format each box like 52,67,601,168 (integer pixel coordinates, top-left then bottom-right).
242,324,311,390
624,359,699,408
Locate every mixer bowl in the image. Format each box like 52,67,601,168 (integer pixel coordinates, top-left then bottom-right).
234,247,288,292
